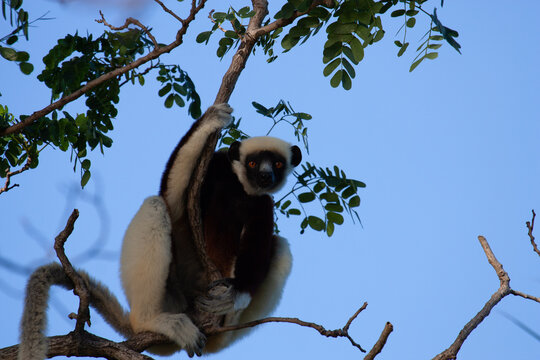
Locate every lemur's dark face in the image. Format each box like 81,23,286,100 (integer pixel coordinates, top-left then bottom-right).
244,151,287,192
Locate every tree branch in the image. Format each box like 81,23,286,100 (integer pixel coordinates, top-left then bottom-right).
96,11,158,48
0,155,31,195
526,209,539,257
432,234,536,360
0,0,207,137
364,322,394,360
53,209,92,333
209,303,369,352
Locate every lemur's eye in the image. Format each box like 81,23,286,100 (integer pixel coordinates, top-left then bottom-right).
275,161,283,169
248,161,257,168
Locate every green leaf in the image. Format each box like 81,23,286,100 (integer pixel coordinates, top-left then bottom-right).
425,52,439,60
15,50,29,62
158,83,172,97
325,203,344,212
342,185,355,199
406,17,416,28
164,93,175,108
349,195,360,207
391,9,406,17
341,71,352,90
0,47,17,61
409,55,425,72
288,208,301,216
341,57,355,79
174,94,185,107
213,12,227,21
330,69,343,88
6,35,17,45
313,181,326,193
225,30,239,39
373,30,385,42
298,191,315,203
326,221,335,237
81,170,91,187
19,62,33,74
307,216,325,231
281,200,292,210
323,58,341,77
349,37,364,63
397,42,409,57
196,31,212,43
81,159,91,170
327,212,344,225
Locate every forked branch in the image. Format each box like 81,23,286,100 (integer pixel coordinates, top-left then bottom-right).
433,228,540,360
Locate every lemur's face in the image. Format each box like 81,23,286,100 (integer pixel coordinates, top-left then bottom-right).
228,137,302,196
244,151,288,192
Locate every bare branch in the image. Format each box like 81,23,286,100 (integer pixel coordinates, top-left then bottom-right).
97,11,158,49
153,0,184,24
1,332,154,360
432,236,512,360
0,155,32,195
526,209,539,257
364,322,394,360
510,289,540,304
52,209,93,333
208,303,369,352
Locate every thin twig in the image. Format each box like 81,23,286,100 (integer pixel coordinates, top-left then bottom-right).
510,290,540,304
526,210,539,257
364,322,394,360
208,303,369,352
0,155,32,195
96,11,158,48
208,10,228,34
53,209,91,333
153,0,184,24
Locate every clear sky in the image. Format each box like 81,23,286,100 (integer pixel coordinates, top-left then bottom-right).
1,1,539,359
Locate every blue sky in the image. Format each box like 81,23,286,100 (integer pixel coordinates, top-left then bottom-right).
1,1,539,359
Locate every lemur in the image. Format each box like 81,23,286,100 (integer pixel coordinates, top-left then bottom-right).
17,103,302,359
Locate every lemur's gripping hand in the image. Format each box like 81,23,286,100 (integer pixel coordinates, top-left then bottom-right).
195,279,251,315
204,103,233,128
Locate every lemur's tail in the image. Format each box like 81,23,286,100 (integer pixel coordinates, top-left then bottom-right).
18,262,132,360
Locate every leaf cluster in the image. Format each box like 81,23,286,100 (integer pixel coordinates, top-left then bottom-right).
196,7,254,59
385,1,461,71
277,163,365,236
0,0,33,74
322,0,385,90
156,65,202,119
0,105,38,179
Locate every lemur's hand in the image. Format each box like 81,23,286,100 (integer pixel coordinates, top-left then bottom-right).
204,103,233,128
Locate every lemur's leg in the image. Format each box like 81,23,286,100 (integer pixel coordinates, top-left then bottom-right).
159,104,233,221
120,196,205,356
204,236,293,353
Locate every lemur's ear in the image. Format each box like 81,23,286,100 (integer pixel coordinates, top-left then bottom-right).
290,145,302,167
228,141,241,162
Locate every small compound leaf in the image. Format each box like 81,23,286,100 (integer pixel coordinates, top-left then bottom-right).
307,216,325,231
298,192,316,203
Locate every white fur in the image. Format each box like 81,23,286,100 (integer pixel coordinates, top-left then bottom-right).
204,236,292,352
120,196,203,354
232,136,295,195
234,292,252,311
164,104,232,221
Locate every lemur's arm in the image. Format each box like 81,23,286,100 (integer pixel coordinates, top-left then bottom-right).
159,104,233,221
